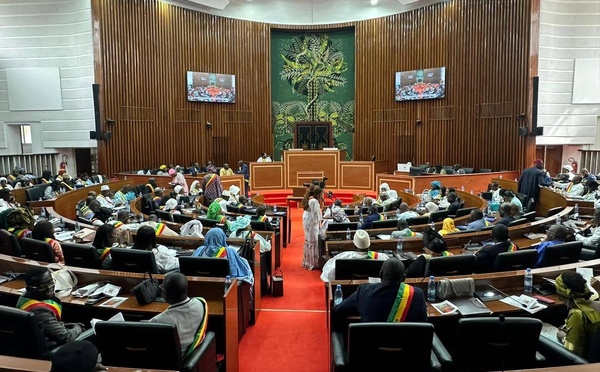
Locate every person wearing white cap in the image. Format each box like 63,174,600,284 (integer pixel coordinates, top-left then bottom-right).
163,198,181,214
228,185,241,204
228,215,271,253
0,177,13,190
189,180,202,196
216,190,231,213
320,229,389,282
96,185,114,208
172,185,183,201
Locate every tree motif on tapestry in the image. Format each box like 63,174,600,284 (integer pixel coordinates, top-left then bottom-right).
279,34,348,121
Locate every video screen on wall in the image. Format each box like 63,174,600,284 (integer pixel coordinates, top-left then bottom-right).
187,71,236,103
395,67,445,101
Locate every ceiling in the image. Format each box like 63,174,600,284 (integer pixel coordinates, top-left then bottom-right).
160,0,448,25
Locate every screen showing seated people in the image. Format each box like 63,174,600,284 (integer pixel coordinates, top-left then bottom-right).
187,71,236,103
395,67,445,101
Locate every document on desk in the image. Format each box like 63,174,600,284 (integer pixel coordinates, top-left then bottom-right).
500,295,547,314
91,312,124,334
452,297,492,316
541,323,563,345
576,267,599,300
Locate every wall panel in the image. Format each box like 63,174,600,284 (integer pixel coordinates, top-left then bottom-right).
93,0,535,176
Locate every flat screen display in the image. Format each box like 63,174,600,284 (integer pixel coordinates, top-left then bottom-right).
187,71,236,103
395,67,445,101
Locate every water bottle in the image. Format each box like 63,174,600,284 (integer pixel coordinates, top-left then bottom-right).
427,276,436,302
334,284,343,306
59,218,65,229
359,212,363,224
499,174,503,179
574,204,579,219
224,275,232,293
429,221,435,230
125,202,131,213
75,221,80,233
556,213,561,225
524,268,533,293
273,205,278,213
460,185,465,192
396,208,401,220
40,208,46,220
346,228,351,240
396,237,403,253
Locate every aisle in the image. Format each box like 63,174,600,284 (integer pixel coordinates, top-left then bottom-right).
239,208,329,372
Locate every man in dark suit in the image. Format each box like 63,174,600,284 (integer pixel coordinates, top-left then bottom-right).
446,192,461,215
473,224,518,273
332,259,427,328
518,159,549,208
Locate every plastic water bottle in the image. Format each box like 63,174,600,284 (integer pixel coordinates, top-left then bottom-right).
556,213,561,225
396,208,401,220
359,212,363,224
273,205,278,213
59,218,65,229
524,268,533,293
346,228,351,240
334,284,343,306
224,275,232,293
427,276,436,302
429,221,435,230
74,221,80,233
574,204,579,219
40,208,46,220
460,185,465,192
396,237,403,253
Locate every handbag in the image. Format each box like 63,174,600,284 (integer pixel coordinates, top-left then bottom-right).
51,267,78,296
436,277,475,300
132,272,160,305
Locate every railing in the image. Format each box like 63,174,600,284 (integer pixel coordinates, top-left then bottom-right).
0,153,57,176
578,149,600,175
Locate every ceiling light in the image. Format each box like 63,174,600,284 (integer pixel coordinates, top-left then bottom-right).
371,0,378,5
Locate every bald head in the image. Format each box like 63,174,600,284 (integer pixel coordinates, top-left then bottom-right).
546,224,568,241
380,258,406,285
162,272,188,304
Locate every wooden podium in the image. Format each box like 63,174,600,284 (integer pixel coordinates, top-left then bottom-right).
284,149,340,188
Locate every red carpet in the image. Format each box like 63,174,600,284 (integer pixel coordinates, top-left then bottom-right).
239,208,329,372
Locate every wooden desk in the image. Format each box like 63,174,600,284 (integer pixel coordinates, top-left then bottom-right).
0,254,240,372
493,178,568,217
115,173,245,197
52,180,131,220
0,355,175,372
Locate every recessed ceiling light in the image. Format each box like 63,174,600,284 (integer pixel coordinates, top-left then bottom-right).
371,0,378,5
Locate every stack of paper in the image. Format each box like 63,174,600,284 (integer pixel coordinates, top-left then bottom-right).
500,295,547,314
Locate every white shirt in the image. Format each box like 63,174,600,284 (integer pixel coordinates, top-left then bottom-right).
152,245,179,273
0,199,16,213
257,156,272,162
320,250,389,282
575,227,600,246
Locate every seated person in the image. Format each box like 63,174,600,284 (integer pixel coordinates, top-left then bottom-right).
574,208,600,246
153,188,168,209
557,175,586,198
251,205,273,231
473,224,518,273
580,168,597,186
143,178,159,194
390,219,422,239
192,228,254,285
428,180,443,200
149,273,208,357
378,182,398,202
324,199,350,223
78,197,96,221
466,209,491,231
489,182,501,201
228,185,243,206
438,217,460,235
215,190,231,214
453,164,466,175
535,224,568,267
96,185,114,209
0,188,17,213
377,192,396,211
50,340,107,372
359,205,384,230
170,185,184,202
502,190,523,213
6,206,35,238
446,192,461,215
131,225,179,273
17,267,85,349
0,177,14,190
179,219,205,238
206,200,230,227
496,203,515,226
396,202,419,221
32,220,64,264
423,201,439,217
320,229,389,282
554,165,575,182
405,229,453,278
189,180,203,196
228,215,271,253
433,165,447,175
89,200,113,224
582,180,600,201
92,223,119,270
510,203,525,220
332,259,426,326
112,186,129,206
162,198,181,214
554,271,600,357
44,179,63,200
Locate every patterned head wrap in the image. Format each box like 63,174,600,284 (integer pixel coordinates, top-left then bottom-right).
430,180,442,189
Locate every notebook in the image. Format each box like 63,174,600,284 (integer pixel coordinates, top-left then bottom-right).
452,297,492,316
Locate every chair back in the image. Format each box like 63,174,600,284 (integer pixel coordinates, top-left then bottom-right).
61,242,102,269
140,193,156,215
19,237,55,263
507,218,528,227
425,254,475,276
479,168,492,173
347,322,434,371
370,219,397,229
480,192,493,201
226,204,241,214
445,169,455,175
96,321,182,370
536,241,582,268
327,222,358,232
584,325,600,362
179,256,230,277
429,209,449,223
172,213,194,224
493,250,538,272
156,209,174,222
522,211,537,222
452,316,542,371
250,220,267,231
546,206,563,217
406,216,429,226
0,228,22,256
110,247,158,273
409,166,423,176
526,198,536,213
455,207,476,218
25,184,46,201
463,167,474,174
0,305,50,359
334,259,384,280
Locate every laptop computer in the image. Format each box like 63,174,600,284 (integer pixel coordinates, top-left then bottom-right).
397,163,411,172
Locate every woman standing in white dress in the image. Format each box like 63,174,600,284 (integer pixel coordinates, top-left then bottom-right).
302,185,323,270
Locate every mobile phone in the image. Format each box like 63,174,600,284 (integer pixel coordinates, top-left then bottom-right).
85,295,106,305
532,294,555,304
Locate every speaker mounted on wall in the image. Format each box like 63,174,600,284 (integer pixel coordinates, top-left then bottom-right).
518,126,529,137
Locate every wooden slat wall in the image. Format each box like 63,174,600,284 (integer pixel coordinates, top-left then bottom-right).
92,0,536,176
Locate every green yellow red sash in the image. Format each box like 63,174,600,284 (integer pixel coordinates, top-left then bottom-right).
9,228,30,239
507,242,518,252
566,183,574,193
440,251,453,257
99,247,111,261
145,183,154,193
367,251,379,259
184,297,209,357
17,297,62,320
257,216,268,222
154,223,166,235
387,283,414,322
378,214,385,221
111,221,123,229
212,247,227,258
205,174,217,188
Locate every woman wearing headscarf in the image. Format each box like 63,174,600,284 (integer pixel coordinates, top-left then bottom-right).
423,202,439,217
40,170,54,184
168,168,189,195
428,180,443,200
554,271,600,358
163,198,181,214
31,220,64,264
228,215,271,253
438,217,460,236
0,177,13,190
189,180,202,196
302,185,323,270
192,228,254,284
378,183,398,202
206,200,230,231
92,223,118,270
